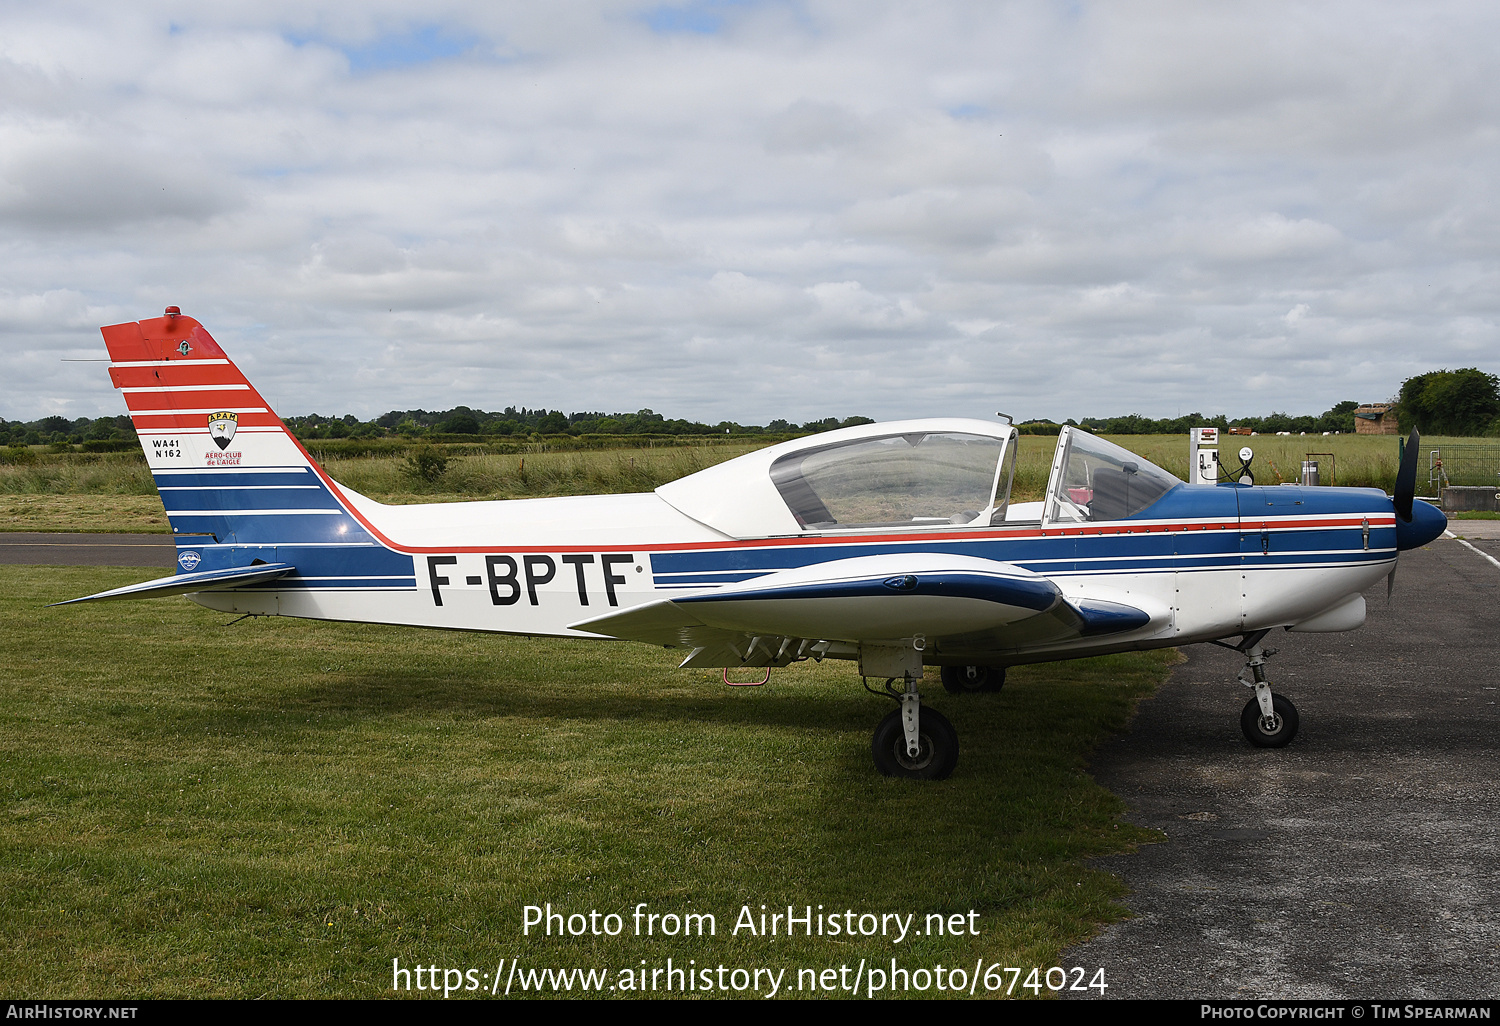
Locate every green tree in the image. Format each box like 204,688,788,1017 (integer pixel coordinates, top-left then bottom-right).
1318,401,1359,434
1399,369,1500,435
437,412,480,434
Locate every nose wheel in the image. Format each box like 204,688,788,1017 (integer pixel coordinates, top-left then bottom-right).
1216,631,1300,748
1241,692,1299,747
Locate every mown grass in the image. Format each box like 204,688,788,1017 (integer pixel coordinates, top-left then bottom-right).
0,494,171,533
2,566,1173,998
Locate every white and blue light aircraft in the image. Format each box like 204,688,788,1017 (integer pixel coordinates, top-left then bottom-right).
62,310,1449,779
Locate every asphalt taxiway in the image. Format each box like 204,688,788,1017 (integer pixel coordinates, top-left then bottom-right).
1063,532,1500,999
0,532,176,567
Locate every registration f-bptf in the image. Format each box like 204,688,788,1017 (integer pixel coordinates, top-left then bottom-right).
63,311,1448,779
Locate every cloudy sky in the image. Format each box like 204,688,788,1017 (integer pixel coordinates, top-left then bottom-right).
2,1,1496,425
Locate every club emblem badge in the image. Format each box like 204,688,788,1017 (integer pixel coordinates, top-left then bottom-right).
207,411,238,450
178,550,202,571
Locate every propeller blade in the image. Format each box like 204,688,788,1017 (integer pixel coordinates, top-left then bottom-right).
1387,565,1396,601
1394,428,1420,523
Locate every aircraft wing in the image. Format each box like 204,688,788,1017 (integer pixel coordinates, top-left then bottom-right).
569,553,1155,667
50,563,297,606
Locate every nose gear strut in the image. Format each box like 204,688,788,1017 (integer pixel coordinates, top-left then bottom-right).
1211,630,1301,748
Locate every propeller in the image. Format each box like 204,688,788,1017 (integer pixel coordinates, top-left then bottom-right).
1393,428,1420,523
1389,428,1427,599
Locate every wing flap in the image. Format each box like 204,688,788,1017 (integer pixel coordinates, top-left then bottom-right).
50,563,296,605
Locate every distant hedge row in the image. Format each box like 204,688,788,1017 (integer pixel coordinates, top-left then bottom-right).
7,368,1498,448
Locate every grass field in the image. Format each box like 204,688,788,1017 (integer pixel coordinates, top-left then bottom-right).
1,566,1175,999
0,494,171,533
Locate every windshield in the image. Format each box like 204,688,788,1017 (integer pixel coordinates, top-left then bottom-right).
1045,428,1178,523
771,431,1007,529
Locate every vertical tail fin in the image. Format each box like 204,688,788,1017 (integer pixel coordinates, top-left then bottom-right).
104,310,374,548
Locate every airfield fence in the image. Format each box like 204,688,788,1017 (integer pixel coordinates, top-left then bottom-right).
1426,444,1500,489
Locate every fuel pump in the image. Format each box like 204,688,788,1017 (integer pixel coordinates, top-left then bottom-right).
1189,427,1219,485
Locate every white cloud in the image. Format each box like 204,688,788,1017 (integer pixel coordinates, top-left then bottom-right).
0,0,1496,426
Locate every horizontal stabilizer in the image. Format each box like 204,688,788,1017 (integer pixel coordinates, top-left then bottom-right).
50,563,296,606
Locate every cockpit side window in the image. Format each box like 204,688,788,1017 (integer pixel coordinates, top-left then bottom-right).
1046,429,1178,523
771,432,1005,530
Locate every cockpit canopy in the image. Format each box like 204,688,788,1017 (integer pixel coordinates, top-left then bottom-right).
654,419,1178,540
770,431,1009,529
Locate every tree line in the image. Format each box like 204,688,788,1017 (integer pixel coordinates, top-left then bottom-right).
0,408,878,447
1018,401,1363,437
1016,369,1500,438
4,368,1497,448
283,407,877,440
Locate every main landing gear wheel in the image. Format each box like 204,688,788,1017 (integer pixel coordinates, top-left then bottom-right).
940,665,1005,694
1240,693,1299,748
871,706,959,780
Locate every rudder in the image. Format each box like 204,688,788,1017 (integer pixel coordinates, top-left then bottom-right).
104,308,375,549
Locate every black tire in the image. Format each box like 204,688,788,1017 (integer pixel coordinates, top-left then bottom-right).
871,706,959,780
1240,693,1299,748
940,664,1005,694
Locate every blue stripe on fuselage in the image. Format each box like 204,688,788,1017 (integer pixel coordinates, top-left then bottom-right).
160,466,403,575
154,466,374,546
171,539,417,587
158,486,341,512
163,510,374,545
